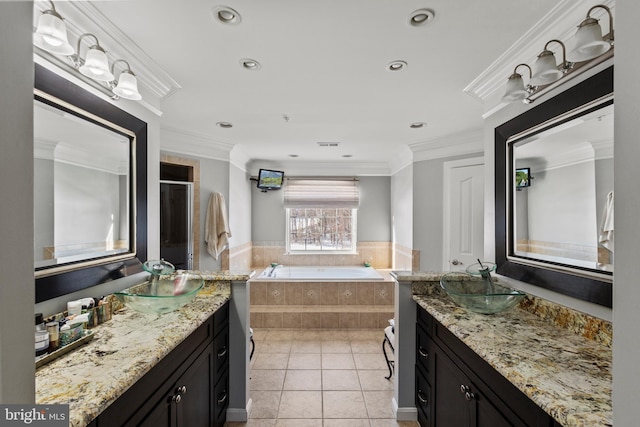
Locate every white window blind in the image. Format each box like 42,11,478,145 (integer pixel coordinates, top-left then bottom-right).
284,178,360,208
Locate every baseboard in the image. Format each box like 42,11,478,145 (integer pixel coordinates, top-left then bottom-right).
393,397,418,421
226,398,253,422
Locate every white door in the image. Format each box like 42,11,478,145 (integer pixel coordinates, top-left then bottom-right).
443,158,484,272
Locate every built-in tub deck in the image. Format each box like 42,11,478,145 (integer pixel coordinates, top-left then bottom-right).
250,266,394,329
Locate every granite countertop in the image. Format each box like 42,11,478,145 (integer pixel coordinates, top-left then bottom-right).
36,279,233,427
412,287,612,426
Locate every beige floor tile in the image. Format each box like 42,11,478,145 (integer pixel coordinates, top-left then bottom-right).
322,340,352,353
265,330,296,341
322,370,361,390
278,391,323,418
252,353,290,370
353,353,389,370
363,391,395,419
323,420,371,427
274,419,323,427
323,391,368,419
250,370,286,391
320,330,350,340
283,370,322,390
322,353,356,370
350,340,381,354
288,353,321,369
249,391,282,419
290,341,322,353
252,329,269,341
348,330,383,341
357,370,394,391
296,330,324,341
258,341,292,354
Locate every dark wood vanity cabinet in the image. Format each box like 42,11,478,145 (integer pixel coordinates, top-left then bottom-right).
416,304,557,427
97,301,230,427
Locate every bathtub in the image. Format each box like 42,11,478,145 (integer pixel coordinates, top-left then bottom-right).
258,265,384,280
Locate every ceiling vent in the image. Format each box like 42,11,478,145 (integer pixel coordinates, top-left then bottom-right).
317,142,340,147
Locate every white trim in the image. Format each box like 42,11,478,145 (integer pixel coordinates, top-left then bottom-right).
393,397,418,421
442,157,484,271
410,129,484,162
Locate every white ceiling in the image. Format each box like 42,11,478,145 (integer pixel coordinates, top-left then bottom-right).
44,0,564,171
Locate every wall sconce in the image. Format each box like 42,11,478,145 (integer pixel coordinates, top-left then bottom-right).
502,4,613,104
33,1,142,101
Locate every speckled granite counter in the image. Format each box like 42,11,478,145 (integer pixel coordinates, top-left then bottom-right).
35,273,247,427
395,272,612,426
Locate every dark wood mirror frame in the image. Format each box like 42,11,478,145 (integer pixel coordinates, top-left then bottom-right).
34,63,147,303
495,65,613,308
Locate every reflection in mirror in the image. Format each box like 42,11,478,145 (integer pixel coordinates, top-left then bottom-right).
510,103,613,275
34,100,132,270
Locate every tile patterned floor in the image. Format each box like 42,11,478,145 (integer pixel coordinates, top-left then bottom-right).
225,328,418,427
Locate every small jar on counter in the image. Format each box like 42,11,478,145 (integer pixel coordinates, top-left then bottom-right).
35,313,49,357
46,321,59,352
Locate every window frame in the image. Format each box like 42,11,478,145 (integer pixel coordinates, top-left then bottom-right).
285,207,358,255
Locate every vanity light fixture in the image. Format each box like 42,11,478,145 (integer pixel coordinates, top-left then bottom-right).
502,4,613,104
568,4,614,62
501,64,533,103
111,59,142,100
75,33,114,82
32,1,143,101
530,40,573,86
33,1,74,55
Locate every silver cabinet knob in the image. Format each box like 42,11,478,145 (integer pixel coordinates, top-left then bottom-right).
178,385,187,395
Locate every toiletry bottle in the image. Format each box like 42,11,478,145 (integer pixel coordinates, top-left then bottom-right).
35,313,49,357
46,321,59,352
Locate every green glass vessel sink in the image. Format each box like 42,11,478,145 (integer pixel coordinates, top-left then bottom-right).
440,272,526,314
115,272,204,315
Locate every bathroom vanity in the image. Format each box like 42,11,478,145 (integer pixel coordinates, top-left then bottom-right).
391,272,611,427
35,276,246,427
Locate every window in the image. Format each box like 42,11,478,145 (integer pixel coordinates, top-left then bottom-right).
284,178,359,253
287,208,356,252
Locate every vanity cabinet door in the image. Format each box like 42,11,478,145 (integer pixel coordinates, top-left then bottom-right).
175,344,215,427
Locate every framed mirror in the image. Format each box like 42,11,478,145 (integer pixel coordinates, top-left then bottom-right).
35,64,147,303
495,66,613,307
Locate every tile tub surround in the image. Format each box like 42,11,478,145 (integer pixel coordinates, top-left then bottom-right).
403,275,612,426
36,278,238,427
251,269,395,329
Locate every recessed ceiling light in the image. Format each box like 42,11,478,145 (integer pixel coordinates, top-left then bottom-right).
387,60,407,71
342,154,353,158
240,58,261,70
289,154,299,158
213,6,241,25
216,122,233,128
408,9,435,27
410,122,427,128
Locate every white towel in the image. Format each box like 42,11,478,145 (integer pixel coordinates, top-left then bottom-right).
598,191,614,252
204,192,232,260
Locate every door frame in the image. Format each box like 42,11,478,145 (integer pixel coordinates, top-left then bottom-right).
160,180,195,270
442,156,484,271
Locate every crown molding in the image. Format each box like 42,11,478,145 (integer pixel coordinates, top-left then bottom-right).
463,0,615,106
410,129,484,162
161,127,235,161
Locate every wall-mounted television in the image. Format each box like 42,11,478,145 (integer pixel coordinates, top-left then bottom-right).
515,167,531,189
257,169,285,191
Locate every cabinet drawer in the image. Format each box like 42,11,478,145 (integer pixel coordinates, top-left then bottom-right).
416,323,432,375
415,364,431,426
416,304,434,335
213,324,229,376
214,369,229,427
213,301,229,338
